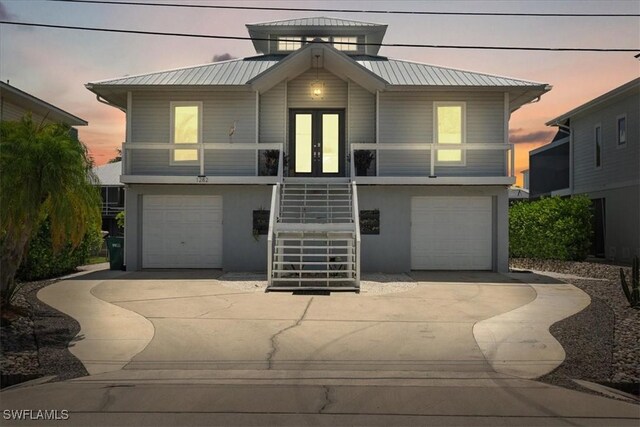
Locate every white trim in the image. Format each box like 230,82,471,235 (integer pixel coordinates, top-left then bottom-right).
434,101,466,166
375,89,380,177
616,113,627,148
594,123,602,169
255,91,260,176
121,175,281,185
169,101,203,166
354,176,515,186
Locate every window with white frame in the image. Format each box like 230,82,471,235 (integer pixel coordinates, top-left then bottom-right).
306,36,330,43
594,124,602,168
333,36,358,51
277,36,302,51
171,102,201,163
435,102,465,164
617,114,627,146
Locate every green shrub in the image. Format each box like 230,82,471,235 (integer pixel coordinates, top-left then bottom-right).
16,219,103,282
509,196,593,261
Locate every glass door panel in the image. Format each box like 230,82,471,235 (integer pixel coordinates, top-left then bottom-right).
322,114,339,173
294,114,313,173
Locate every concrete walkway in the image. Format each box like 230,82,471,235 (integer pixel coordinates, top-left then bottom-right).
2,269,638,425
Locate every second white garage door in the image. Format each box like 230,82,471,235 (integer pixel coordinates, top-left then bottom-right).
411,196,492,270
142,195,223,269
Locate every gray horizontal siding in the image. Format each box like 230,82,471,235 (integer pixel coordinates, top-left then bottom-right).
0,100,50,124
348,81,375,144
259,82,285,144
129,90,257,176
572,91,639,193
378,91,506,177
287,68,347,108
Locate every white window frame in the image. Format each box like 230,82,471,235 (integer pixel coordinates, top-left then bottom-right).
594,123,602,169
169,101,202,165
434,101,466,166
333,36,358,51
277,36,302,52
616,114,627,148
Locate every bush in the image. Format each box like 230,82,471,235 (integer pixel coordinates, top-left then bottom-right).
509,196,593,261
16,219,104,282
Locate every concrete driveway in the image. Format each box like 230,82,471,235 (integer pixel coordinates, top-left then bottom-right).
1,269,638,426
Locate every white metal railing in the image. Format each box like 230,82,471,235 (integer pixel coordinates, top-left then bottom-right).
278,183,352,224
351,181,361,288
267,182,281,287
349,143,515,180
101,202,124,217
121,142,284,181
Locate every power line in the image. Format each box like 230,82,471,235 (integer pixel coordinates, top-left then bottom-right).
1,21,637,53
48,0,640,18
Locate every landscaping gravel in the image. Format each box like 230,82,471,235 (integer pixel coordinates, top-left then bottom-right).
1,279,88,387
511,258,639,397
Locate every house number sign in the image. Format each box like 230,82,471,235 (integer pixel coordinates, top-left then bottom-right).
196,176,208,183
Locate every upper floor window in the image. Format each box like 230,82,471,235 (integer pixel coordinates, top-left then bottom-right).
435,102,465,164
307,36,330,43
171,102,201,163
277,36,302,51
617,114,627,147
594,124,602,168
333,36,358,51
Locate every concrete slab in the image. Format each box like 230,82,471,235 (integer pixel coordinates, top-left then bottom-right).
474,281,591,378
37,279,154,375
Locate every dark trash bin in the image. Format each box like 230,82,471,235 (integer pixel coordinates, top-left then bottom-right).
105,236,124,271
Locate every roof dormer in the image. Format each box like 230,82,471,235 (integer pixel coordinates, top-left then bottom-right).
245,16,387,56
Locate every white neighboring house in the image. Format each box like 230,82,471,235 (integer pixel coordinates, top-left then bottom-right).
93,161,125,236
85,16,550,290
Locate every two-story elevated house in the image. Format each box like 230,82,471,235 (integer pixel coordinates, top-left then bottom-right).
534,78,639,262
86,17,550,291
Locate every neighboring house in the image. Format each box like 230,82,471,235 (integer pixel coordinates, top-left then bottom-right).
509,187,529,202
521,169,529,190
0,81,87,135
86,17,550,289
533,78,639,262
93,161,125,236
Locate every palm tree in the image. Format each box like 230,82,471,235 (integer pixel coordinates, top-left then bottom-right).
0,115,101,300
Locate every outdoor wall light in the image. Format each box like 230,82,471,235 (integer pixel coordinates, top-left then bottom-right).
310,54,324,100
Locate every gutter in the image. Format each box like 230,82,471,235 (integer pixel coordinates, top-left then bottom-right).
95,94,125,113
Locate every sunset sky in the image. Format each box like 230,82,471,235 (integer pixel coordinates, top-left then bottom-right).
1,0,638,186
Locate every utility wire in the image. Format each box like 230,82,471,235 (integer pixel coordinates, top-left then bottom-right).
1,21,638,53
47,0,640,18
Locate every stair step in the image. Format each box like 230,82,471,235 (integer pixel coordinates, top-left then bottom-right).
269,277,356,282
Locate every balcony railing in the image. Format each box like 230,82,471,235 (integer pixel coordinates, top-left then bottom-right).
349,142,515,185
101,202,124,217
121,142,284,184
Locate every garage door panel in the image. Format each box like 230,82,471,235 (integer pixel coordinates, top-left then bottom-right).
411,196,492,270
142,195,223,269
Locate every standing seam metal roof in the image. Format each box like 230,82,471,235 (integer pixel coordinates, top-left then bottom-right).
247,17,383,27
88,56,545,88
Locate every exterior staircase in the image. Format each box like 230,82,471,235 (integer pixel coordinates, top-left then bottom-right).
267,179,361,292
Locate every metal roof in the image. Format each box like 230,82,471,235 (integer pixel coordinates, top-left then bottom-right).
89,55,544,88
90,57,281,86
93,161,122,186
356,57,543,87
247,16,383,27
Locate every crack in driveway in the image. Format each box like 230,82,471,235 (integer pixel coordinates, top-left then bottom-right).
265,297,314,369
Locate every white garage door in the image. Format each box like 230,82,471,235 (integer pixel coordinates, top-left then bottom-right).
411,197,492,270
142,195,223,268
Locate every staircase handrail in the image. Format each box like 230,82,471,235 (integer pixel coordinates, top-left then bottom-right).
351,181,361,288
267,182,281,287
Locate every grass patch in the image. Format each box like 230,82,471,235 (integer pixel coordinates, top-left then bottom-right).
85,256,108,265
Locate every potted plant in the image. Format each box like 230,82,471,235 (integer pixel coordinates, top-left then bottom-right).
259,150,280,176
354,149,375,176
